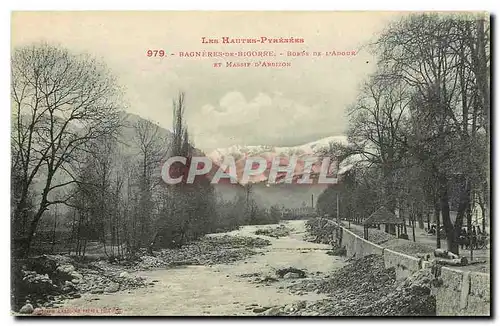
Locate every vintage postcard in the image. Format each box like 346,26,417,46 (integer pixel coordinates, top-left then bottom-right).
10,11,490,317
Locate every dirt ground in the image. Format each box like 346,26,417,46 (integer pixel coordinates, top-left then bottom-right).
55,220,345,316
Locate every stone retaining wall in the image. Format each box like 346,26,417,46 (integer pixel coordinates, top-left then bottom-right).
338,224,490,316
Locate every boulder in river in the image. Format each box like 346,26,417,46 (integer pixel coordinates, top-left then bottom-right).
260,306,281,316
19,302,34,314
57,264,76,275
284,272,301,279
293,300,307,310
105,282,120,293
252,306,270,313
276,267,306,278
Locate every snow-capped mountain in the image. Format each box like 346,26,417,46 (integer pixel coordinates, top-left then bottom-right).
207,135,348,164
204,136,349,186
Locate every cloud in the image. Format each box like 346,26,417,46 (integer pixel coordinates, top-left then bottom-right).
191,91,345,150
198,92,267,128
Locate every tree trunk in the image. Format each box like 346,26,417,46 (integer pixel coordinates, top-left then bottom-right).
481,204,486,233
400,207,407,234
439,175,458,254
417,213,424,229
52,209,57,254
147,229,160,255
17,204,48,258
411,212,416,242
435,203,441,249
478,193,486,233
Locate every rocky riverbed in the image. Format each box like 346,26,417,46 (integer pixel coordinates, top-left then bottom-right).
258,254,436,316
34,221,343,316
14,220,437,316
12,234,271,314
254,224,294,238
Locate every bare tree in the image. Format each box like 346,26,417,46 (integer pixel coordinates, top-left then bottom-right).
347,74,411,213
317,14,490,255
374,13,489,253
133,119,168,248
11,43,122,257
148,92,188,250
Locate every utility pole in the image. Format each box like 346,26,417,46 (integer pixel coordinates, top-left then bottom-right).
336,192,340,223
336,159,341,225
348,209,351,229
336,190,342,247
335,158,342,246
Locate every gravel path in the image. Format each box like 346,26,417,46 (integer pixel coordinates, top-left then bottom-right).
56,220,345,316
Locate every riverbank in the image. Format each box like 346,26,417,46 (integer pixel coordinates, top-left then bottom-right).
16,221,345,316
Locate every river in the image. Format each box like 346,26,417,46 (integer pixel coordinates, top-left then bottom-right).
59,220,345,316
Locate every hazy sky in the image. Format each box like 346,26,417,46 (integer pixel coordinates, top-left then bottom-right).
11,11,405,151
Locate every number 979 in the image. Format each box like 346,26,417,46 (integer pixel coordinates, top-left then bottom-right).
147,50,165,57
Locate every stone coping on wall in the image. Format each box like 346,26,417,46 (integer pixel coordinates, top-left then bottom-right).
333,221,490,316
